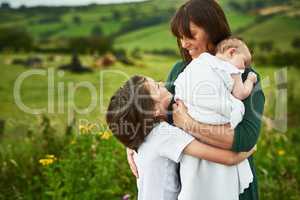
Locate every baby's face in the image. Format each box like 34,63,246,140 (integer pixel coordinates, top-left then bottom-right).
227,53,249,70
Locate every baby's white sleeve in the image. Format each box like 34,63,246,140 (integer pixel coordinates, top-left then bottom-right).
158,124,194,163
225,62,241,75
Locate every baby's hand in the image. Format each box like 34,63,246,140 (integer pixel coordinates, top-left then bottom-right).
247,72,257,83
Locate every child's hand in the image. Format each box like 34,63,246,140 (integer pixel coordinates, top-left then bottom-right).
126,148,139,178
247,72,257,83
173,100,191,131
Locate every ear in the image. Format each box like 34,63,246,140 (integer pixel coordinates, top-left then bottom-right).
228,47,237,57
153,109,161,118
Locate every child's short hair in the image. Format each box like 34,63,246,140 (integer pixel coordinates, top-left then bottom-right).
216,36,252,66
215,36,247,54
106,75,157,150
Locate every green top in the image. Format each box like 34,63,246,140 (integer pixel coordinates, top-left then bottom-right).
165,61,265,200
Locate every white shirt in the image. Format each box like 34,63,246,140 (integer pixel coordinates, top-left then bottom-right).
174,52,245,128
134,122,194,200
174,53,253,200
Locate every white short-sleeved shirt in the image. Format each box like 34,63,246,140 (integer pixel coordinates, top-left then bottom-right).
174,52,245,128
134,122,194,200
174,53,253,200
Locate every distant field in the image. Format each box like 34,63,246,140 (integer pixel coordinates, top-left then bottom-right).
114,11,257,51
1,51,299,132
115,23,177,51
0,0,299,53
0,53,177,132
241,15,300,51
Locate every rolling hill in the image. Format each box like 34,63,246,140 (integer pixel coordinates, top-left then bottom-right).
0,0,299,52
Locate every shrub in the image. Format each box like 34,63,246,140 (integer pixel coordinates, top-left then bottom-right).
68,36,113,55
0,26,34,52
41,124,136,199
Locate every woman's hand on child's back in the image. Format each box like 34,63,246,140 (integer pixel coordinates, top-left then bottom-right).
234,145,257,164
126,148,139,178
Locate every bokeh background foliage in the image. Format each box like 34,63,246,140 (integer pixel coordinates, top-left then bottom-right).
0,0,300,199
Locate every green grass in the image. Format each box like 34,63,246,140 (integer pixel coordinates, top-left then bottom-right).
1,1,300,199
114,11,256,51
115,23,177,51
241,15,300,51
1,52,300,199
0,0,180,40
225,12,256,31
0,53,177,133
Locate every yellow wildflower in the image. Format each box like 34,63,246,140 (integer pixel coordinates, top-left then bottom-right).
39,158,54,166
45,154,56,160
101,131,112,140
39,155,57,166
278,149,285,156
79,124,89,134
87,123,97,132
70,139,76,145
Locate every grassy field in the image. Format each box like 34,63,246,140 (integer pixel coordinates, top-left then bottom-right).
0,0,300,199
115,23,177,51
0,53,176,132
115,11,257,51
1,51,300,199
241,15,300,51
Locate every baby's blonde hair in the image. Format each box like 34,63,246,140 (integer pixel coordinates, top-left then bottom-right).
216,36,252,66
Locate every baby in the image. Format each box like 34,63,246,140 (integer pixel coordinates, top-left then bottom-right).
175,37,257,129
215,37,257,100
174,37,257,200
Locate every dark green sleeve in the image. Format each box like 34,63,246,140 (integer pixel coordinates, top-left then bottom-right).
165,61,185,124
165,61,185,95
232,69,265,152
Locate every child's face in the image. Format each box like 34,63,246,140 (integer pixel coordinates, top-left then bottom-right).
228,52,249,69
145,78,172,118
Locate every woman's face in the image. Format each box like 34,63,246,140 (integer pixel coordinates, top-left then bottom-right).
180,22,210,59
145,78,172,118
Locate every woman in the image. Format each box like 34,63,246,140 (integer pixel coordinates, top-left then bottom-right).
127,0,265,199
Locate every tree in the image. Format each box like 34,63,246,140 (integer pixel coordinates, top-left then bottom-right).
68,36,112,55
0,27,34,51
112,10,121,20
259,40,274,52
291,37,300,49
91,25,103,37
72,15,81,25
228,1,243,11
0,2,10,9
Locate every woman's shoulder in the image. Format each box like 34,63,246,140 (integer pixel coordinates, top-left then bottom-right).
167,60,187,81
170,60,186,71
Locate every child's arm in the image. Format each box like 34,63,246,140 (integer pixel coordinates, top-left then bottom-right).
183,140,256,166
232,72,257,100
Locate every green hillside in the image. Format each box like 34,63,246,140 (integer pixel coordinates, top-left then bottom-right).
1,1,300,199
1,0,299,52
114,11,257,51
0,0,182,40
115,23,177,51
241,15,300,51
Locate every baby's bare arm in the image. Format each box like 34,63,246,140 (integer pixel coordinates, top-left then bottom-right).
232,73,257,100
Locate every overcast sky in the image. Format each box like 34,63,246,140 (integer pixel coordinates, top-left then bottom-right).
0,0,147,8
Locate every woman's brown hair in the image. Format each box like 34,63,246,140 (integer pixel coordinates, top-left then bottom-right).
171,0,231,63
106,75,157,150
